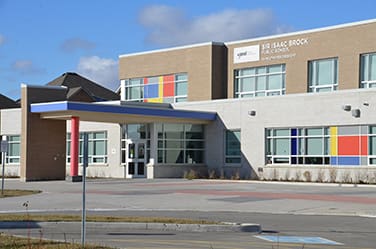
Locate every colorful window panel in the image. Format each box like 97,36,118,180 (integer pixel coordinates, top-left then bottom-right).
125,73,187,103
330,126,368,166
266,125,373,166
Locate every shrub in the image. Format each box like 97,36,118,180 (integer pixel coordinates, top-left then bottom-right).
231,170,240,180
184,169,198,180
316,169,325,183
341,171,352,183
284,169,291,181
208,169,217,179
295,170,302,182
303,171,312,182
272,168,279,181
329,168,337,183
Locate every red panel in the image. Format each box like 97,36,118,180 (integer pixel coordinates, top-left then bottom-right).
338,136,360,155
144,78,148,85
361,136,368,156
163,75,174,97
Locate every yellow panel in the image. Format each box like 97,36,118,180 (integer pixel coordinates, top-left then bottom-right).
158,76,163,98
330,126,338,156
147,98,163,103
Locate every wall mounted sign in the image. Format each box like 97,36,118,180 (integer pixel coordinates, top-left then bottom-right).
233,45,260,63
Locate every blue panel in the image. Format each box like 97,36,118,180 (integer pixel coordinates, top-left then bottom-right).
291,128,297,136
330,157,338,165
255,236,342,245
291,138,297,155
30,101,69,112
338,156,360,166
144,84,159,99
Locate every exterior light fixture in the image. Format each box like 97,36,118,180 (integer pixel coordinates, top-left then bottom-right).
248,110,256,116
351,109,360,118
342,104,351,111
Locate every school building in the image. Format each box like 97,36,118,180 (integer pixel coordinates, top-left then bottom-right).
1,19,376,182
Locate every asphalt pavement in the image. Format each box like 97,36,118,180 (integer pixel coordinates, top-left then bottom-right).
1,178,376,248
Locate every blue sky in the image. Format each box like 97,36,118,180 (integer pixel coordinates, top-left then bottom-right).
0,0,375,100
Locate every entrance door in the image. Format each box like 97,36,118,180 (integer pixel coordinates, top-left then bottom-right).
126,140,146,178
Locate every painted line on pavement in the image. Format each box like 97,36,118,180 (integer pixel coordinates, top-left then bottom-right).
255,235,343,245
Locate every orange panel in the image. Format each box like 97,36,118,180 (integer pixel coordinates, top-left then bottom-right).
163,75,175,97
361,136,368,156
338,136,359,156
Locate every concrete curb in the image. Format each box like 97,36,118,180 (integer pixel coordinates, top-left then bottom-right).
0,221,261,233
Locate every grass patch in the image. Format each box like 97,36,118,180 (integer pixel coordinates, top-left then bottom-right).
0,189,41,198
0,215,218,248
0,214,218,224
0,233,111,248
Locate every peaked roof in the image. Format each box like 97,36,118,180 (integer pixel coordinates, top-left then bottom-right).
0,94,19,109
47,72,120,102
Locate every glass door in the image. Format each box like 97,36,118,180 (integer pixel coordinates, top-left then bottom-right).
126,140,146,178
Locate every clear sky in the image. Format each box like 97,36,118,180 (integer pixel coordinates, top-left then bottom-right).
1,0,375,100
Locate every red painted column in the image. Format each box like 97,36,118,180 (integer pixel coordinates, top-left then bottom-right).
70,116,80,176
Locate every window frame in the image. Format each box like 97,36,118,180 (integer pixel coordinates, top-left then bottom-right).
369,126,376,165
308,57,338,93
157,123,205,165
225,130,241,165
0,135,21,165
266,127,330,165
234,64,286,98
360,52,376,88
66,131,108,166
123,73,188,103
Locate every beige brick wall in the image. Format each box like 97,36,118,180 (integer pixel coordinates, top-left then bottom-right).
21,86,67,181
227,21,376,97
119,43,226,101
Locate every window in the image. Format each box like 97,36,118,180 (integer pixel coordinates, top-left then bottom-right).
369,126,376,165
225,130,241,164
234,64,285,98
88,132,107,164
125,78,144,102
360,53,376,88
0,135,21,164
122,73,188,103
266,128,330,165
266,129,290,164
157,124,204,164
67,131,107,165
308,58,338,92
175,74,188,102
